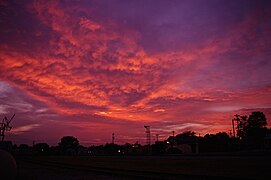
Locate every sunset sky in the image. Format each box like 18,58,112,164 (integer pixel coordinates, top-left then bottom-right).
1,0,271,146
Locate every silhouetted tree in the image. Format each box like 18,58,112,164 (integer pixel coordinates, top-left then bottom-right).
49,146,61,155
199,132,230,152
235,112,268,148
123,143,132,154
151,141,166,155
33,143,49,153
19,144,29,149
89,145,105,155
175,131,197,144
59,136,79,148
247,111,267,129
236,115,248,139
12,144,18,150
59,136,79,155
104,143,122,155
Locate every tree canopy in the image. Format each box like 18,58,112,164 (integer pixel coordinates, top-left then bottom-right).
234,111,268,147
59,136,79,149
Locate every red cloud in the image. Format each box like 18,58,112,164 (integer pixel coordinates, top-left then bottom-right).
1,1,271,144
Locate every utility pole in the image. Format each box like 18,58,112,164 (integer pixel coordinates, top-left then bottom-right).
232,119,235,138
232,114,240,138
144,126,151,145
112,133,115,144
172,131,175,137
229,130,232,137
156,134,159,142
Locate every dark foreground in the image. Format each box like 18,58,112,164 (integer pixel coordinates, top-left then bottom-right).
15,154,271,180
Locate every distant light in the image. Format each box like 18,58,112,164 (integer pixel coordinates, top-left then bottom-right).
88,150,91,154
167,141,170,144
41,149,44,152
118,150,121,153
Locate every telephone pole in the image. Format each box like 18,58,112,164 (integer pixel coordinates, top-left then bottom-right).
144,126,151,145
112,133,115,144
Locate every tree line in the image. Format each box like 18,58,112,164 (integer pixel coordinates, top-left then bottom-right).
10,111,271,155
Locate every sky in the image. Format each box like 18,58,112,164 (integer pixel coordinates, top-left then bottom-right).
1,0,271,146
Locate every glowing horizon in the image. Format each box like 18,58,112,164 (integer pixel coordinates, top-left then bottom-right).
1,0,271,146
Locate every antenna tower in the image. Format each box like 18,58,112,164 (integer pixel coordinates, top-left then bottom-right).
0,114,15,143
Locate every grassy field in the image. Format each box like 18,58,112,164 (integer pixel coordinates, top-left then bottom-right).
16,155,271,179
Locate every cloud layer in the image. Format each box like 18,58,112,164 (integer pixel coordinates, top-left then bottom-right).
1,0,271,145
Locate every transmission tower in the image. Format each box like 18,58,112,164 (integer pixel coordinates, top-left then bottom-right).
144,126,151,145
0,114,15,143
